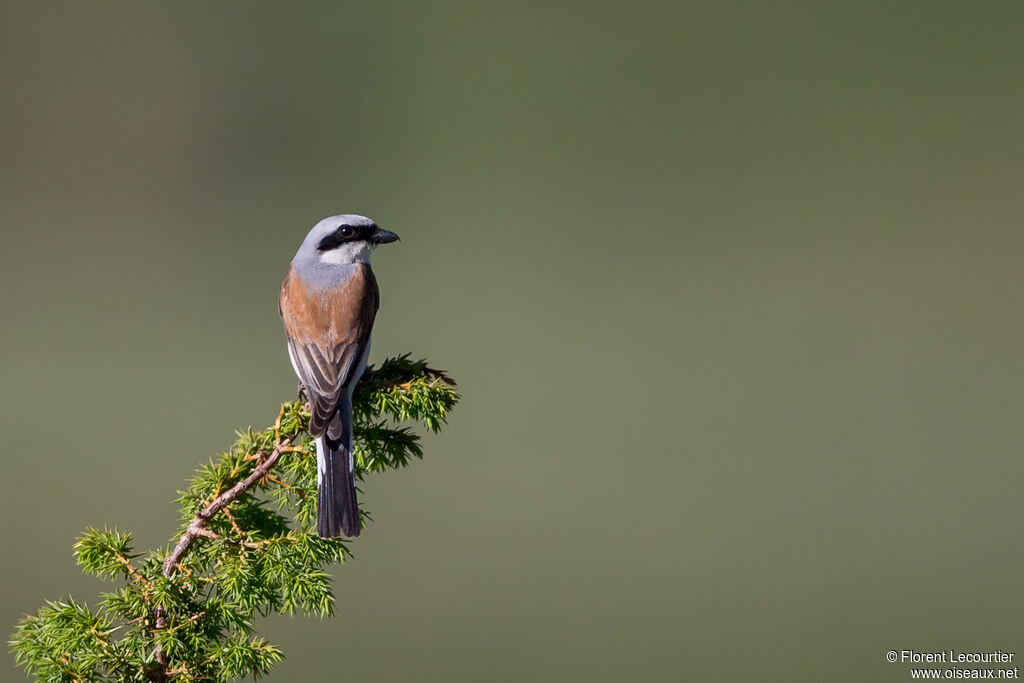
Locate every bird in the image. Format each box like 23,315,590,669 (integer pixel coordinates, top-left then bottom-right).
278,214,400,538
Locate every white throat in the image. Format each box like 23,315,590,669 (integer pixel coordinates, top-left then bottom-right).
319,241,375,265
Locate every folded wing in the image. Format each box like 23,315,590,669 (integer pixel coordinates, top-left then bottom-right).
279,265,379,435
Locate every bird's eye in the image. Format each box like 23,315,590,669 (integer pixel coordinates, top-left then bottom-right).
339,226,355,239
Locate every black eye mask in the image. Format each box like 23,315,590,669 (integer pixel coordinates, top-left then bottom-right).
316,223,375,251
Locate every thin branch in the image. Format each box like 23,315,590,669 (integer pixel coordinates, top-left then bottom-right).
221,506,249,539
117,554,151,588
265,473,304,494
162,437,291,579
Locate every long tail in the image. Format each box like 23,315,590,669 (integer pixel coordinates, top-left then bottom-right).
315,395,361,538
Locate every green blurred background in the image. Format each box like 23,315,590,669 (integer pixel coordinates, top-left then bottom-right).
2,2,1023,681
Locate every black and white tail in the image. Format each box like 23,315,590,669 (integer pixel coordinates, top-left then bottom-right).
316,398,361,538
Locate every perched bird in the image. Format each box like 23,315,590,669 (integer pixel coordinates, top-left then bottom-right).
279,214,400,538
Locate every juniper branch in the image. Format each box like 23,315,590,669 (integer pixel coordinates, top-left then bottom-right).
10,355,458,683
153,420,295,679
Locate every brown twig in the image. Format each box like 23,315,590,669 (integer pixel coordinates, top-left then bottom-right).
221,507,277,548
222,506,247,537
117,554,151,588
161,437,290,578
265,472,305,494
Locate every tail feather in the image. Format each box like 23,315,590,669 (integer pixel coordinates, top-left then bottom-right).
315,396,360,538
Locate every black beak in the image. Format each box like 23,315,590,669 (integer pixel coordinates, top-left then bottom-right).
370,227,400,244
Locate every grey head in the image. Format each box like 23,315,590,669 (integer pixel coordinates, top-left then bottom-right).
292,214,399,272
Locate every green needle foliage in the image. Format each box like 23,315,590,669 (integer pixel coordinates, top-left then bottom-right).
11,355,458,683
